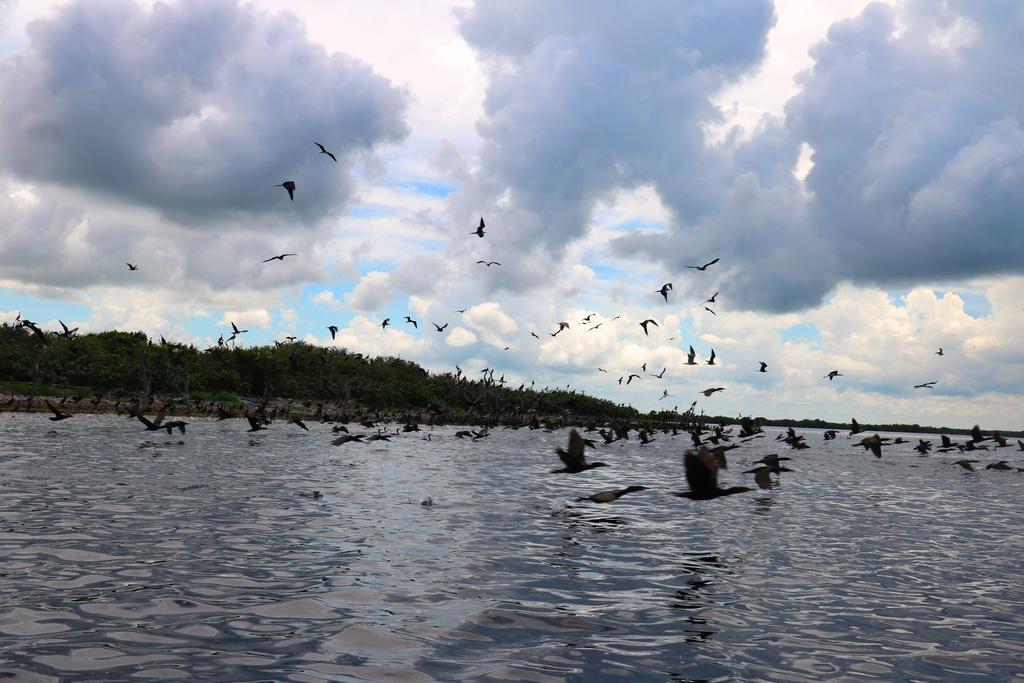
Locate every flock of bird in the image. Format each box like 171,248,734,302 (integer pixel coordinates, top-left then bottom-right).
10,139,1019,500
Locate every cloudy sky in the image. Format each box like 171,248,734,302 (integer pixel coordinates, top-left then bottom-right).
1,0,1022,428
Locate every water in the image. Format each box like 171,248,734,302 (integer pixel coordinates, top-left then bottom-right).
1,413,1023,681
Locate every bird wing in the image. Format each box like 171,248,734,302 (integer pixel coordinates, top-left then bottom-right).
704,258,720,268
684,449,718,496
44,400,63,418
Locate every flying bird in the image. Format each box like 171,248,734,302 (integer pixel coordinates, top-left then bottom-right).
230,322,248,336
275,180,296,201
381,318,390,331
45,400,73,421
58,320,78,337
706,349,717,365
686,257,720,271
758,361,767,373
530,331,539,339
262,253,296,263
675,448,751,500
314,141,337,162
477,260,501,267
126,263,139,271
686,346,698,365
626,374,641,384
578,486,647,504
404,316,418,328
705,291,719,304
935,347,944,356
433,322,448,332
913,380,938,389
824,370,842,381
657,283,672,302
639,319,658,335
552,429,608,473
472,217,486,238
702,306,717,316
650,367,666,379
327,325,338,340
701,387,725,397
659,389,672,400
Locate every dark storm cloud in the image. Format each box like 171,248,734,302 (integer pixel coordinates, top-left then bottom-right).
456,0,1024,312
0,0,407,224
449,0,776,293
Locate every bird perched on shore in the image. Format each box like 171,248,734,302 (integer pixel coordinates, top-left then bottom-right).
578,486,647,503
275,180,296,201
472,217,486,238
314,141,337,162
552,429,608,473
675,448,751,500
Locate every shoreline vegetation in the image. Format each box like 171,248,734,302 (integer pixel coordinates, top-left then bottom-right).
1,324,1020,437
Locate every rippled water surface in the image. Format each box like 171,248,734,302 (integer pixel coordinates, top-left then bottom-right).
2,413,1023,681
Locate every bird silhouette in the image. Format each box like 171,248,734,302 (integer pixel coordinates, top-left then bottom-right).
230,322,248,336
126,262,139,271
824,370,842,381
706,349,716,365
578,486,647,503
477,260,501,267
686,257,720,271
404,316,418,328
472,217,486,238
626,374,641,384
552,429,608,473
433,322,448,332
275,180,296,201
639,319,658,335
675,448,751,500
45,400,73,421
262,253,296,263
935,347,944,356
381,318,390,331
314,141,337,162
327,325,338,340
657,283,672,302
705,291,719,304
701,387,725,397
758,361,767,373
686,346,698,365
913,380,938,389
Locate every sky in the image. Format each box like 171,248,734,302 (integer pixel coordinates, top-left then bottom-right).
0,0,1022,429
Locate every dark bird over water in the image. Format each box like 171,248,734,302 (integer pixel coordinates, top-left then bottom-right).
552,429,608,473
45,400,72,421
263,253,297,262
686,257,720,271
275,180,296,201
578,486,647,503
314,141,337,162
676,448,752,500
472,217,485,238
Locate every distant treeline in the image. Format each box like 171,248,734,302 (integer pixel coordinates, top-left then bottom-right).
0,324,636,419
695,415,1024,439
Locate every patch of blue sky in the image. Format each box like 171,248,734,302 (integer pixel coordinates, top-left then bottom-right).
387,180,456,198
780,322,821,344
344,203,396,219
948,291,991,319
607,218,667,233
0,288,90,325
